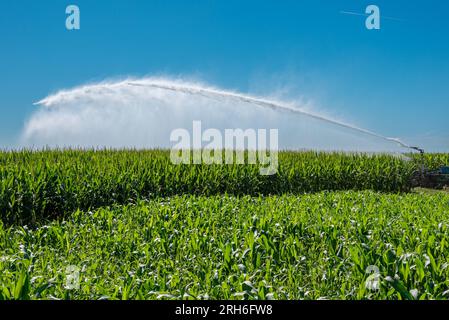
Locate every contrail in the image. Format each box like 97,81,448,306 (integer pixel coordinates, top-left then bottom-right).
340,10,404,22
126,81,413,150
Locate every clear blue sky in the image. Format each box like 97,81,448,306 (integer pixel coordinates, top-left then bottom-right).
1,0,448,150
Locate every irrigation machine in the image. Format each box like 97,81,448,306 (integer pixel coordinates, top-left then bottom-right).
410,146,449,189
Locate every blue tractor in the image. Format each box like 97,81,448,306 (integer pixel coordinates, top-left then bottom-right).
410,147,449,189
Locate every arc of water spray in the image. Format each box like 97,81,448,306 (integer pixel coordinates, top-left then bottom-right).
126,81,416,151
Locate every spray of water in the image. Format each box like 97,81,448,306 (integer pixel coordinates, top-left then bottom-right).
24,77,415,152
126,80,413,150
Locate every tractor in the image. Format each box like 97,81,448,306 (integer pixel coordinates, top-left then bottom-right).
409,147,449,189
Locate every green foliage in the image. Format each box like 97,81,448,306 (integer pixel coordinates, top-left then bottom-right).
416,153,449,170
1,149,448,300
1,192,449,300
0,149,417,225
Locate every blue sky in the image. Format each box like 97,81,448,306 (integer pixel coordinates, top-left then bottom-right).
1,0,448,150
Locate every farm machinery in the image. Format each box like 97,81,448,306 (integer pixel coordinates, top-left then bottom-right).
410,146,449,189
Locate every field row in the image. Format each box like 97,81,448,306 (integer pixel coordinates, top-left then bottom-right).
1,191,449,300
3,150,445,225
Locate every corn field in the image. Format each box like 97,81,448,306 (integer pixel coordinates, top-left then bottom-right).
1,150,449,300
0,150,418,225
